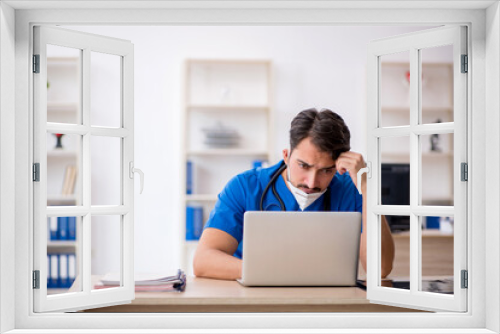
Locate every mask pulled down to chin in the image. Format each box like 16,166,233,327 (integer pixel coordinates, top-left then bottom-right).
286,167,326,211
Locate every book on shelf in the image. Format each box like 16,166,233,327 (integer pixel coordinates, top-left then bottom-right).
95,269,186,292
62,165,77,195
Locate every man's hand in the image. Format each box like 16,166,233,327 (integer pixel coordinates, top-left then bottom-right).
336,151,367,191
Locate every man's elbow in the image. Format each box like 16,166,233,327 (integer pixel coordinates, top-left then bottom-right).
192,249,206,277
380,259,394,279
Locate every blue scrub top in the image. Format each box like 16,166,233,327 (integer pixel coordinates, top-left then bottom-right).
204,160,363,259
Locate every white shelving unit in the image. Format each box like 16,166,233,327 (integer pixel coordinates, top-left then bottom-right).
46,55,81,293
181,59,273,274
380,62,454,206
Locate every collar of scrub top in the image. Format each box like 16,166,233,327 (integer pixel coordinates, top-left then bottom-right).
259,161,331,211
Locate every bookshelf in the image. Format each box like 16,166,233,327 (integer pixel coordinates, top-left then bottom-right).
46,55,81,293
181,59,274,275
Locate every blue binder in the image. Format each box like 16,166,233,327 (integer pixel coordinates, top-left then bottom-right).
186,160,193,195
59,253,70,288
48,254,58,288
58,217,68,240
49,217,58,240
186,206,204,240
68,217,76,240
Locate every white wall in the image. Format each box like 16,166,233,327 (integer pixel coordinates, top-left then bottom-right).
59,25,454,274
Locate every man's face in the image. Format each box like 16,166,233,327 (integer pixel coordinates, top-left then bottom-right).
283,137,337,194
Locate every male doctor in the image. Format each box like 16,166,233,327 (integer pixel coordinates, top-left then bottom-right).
193,108,395,280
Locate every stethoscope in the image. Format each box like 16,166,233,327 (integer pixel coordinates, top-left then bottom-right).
259,161,331,211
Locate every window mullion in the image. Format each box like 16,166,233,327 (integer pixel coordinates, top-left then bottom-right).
82,47,92,295
409,47,420,294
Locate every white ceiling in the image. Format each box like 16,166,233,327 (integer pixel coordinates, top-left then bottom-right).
4,0,496,10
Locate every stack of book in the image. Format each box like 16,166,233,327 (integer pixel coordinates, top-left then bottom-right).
48,216,76,241
95,269,187,292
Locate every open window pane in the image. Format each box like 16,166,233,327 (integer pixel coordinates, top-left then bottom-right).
46,133,81,206
47,216,81,295
380,136,410,209
421,133,454,206
386,215,411,290
91,136,121,206
92,215,122,291
380,51,410,127
421,215,454,295
420,45,454,124
91,52,121,128
46,44,82,125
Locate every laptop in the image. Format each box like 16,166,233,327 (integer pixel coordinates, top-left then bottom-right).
237,211,362,287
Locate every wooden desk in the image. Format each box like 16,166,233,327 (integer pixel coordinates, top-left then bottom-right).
392,230,454,277
80,276,423,313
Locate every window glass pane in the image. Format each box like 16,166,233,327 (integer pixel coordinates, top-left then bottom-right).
91,52,121,128
420,45,454,124
382,215,410,290
420,133,454,206
91,136,121,206
380,136,410,206
380,51,410,127
420,216,454,295
46,133,81,206
92,215,122,290
47,216,81,295
46,44,81,125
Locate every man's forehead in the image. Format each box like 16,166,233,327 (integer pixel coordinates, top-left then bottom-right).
293,157,336,169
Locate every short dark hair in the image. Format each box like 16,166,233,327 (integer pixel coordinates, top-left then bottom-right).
289,108,351,161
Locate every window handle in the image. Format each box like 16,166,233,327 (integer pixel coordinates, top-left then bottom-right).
356,162,371,195
129,162,144,194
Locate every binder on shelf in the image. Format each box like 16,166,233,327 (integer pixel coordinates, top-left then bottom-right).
49,254,58,288
47,255,52,288
57,217,68,240
47,253,77,289
186,205,204,241
68,216,76,240
186,160,193,195
59,253,69,288
49,216,58,241
68,253,76,285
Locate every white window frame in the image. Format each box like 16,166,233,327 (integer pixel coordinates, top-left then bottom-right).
33,26,135,313
1,2,498,333
366,26,468,312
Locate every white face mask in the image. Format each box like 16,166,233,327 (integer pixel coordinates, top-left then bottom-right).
286,167,326,211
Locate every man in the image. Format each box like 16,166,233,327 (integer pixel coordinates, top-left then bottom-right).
193,108,395,280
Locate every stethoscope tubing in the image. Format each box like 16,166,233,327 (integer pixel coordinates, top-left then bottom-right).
259,162,331,211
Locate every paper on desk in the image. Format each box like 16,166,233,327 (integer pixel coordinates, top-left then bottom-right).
100,269,184,286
